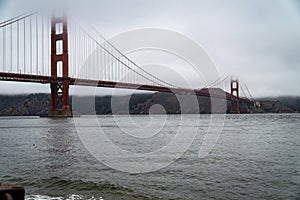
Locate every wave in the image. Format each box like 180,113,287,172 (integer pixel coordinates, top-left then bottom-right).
26,194,104,200
25,177,151,200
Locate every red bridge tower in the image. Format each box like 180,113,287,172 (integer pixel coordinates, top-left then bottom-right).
230,78,240,114
48,16,71,116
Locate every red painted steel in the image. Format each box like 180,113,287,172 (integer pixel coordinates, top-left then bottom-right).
0,14,253,115
230,79,240,114
0,72,252,104
49,16,71,116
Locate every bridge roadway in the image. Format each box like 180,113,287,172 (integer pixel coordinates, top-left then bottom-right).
0,72,252,103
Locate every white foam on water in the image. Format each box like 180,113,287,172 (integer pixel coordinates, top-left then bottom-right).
25,194,104,200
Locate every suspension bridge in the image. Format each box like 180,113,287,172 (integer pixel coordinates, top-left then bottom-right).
0,12,253,116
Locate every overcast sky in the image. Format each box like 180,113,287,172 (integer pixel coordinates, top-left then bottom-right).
0,0,300,97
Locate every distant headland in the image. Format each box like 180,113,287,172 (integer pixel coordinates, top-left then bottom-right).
0,91,299,116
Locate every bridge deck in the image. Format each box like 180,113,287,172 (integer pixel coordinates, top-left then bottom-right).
0,72,252,103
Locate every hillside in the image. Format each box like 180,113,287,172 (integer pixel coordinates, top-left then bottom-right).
0,92,299,116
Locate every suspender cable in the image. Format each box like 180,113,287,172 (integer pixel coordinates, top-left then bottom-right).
30,15,32,73
74,23,77,77
244,84,255,101
36,15,38,74
78,25,175,87
47,16,49,76
0,12,37,26
10,23,12,72
69,22,71,77
23,18,25,73
3,27,6,72
42,14,44,75
88,25,176,88
17,20,19,72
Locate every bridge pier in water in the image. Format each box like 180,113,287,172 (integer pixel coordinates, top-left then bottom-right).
48,16,72,117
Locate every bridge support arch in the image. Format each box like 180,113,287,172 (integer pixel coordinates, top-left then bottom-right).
230,78,240,114
48,16,72,116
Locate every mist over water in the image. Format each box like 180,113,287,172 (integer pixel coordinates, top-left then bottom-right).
0,114,299,199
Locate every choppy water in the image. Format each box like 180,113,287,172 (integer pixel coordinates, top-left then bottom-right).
0,114,299,199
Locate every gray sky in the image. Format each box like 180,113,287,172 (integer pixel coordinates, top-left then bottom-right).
0,0,300,97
